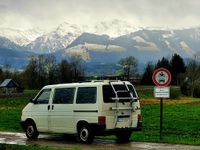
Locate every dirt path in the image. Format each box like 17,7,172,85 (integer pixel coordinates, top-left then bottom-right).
0,132,200,150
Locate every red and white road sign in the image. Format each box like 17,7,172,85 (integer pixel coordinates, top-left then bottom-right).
152,68,171,87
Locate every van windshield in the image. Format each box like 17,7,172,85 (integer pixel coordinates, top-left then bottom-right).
103,84,137,103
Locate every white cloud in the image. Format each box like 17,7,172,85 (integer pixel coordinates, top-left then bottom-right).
0,0,200,30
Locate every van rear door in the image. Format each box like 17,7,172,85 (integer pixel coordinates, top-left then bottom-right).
102,83,139,129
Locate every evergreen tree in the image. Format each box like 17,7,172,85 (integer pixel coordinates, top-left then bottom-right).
170,54,186,85
141,63,154,85
155,57,171,71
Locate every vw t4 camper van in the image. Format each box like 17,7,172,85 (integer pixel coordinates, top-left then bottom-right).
21,80,142,143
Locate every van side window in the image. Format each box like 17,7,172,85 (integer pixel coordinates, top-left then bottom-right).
35,89,51,104
53,88,75,104
76,87,97,104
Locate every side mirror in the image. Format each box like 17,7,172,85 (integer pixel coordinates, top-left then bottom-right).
29,98,34,103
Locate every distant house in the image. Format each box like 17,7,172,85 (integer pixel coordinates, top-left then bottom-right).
0,79,23,94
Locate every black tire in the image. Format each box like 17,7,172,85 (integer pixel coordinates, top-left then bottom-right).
116,131,132,143
78,124,94,144
25,121,39,139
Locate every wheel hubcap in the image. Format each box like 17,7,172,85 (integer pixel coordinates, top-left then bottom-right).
27,125,34,137
80,128,89,141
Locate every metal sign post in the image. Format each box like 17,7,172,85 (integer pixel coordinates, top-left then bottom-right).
152,68,171,140
160,98,163,140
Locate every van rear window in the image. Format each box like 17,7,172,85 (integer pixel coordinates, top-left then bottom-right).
76,87,97,104
103,84,136,103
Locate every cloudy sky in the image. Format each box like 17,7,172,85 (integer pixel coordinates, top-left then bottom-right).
0,0,200,30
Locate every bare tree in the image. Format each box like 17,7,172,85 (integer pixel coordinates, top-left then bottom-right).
119,56,138,80
45,55,58,84
70,56,85,82
59,59,72,83
185,60,200,97
23,56,38,89
37,55,47,88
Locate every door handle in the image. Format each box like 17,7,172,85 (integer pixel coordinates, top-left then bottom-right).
47,105,50,110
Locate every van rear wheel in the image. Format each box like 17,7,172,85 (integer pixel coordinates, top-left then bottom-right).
78,124,94,144
116,131,131,143
25,121,39,139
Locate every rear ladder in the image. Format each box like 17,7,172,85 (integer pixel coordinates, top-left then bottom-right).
109,81,137,127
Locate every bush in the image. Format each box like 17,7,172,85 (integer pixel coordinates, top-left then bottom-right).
180,81,190,96
193,85,200,98
170,87,181,99
180,81,200,98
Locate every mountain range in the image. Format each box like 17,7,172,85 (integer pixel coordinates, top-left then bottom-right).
0,20,200,74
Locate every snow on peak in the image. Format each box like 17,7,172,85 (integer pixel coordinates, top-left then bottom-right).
27,22,83,53
91,19,139,37
55,22,82,36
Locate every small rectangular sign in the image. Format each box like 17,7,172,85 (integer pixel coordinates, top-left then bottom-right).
154,87,170,98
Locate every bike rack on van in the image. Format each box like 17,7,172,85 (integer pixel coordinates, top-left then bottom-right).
109,81,137,127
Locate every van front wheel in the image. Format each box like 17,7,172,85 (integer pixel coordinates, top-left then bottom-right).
25,121,39,139
78,124,94,144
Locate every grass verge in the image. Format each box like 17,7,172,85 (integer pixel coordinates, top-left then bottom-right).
131,98,200,145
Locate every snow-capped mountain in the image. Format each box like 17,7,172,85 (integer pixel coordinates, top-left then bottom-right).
0,27,44,46
1,20,200,71
0,20,139,53
26,22,82,53
60,27,200,63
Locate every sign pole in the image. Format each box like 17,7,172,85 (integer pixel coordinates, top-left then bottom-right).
160,98,163,140
152,68,171,141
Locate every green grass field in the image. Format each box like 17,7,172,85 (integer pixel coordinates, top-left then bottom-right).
1,91,200,146
132,102,200,145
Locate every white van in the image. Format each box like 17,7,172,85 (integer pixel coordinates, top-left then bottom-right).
21,80,142,143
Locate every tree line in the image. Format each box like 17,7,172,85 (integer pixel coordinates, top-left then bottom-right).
117,54,200,97
0,55,85,89
144,54,200,97
140,54,186,86
0,53,200,97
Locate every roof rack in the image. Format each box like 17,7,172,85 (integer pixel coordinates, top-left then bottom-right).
91,80,121,83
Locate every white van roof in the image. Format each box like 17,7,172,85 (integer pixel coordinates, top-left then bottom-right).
43,80,131,89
